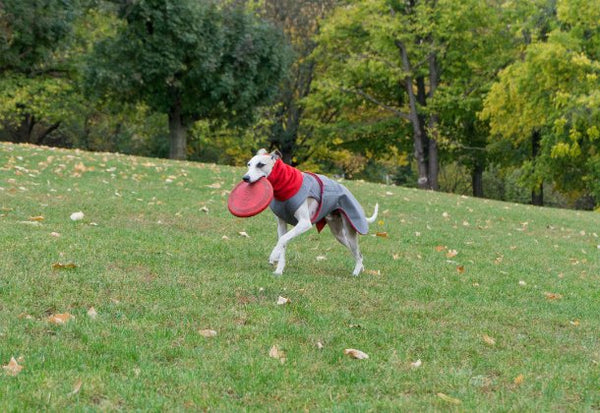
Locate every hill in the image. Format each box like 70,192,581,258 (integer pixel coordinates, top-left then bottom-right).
1,142,599,411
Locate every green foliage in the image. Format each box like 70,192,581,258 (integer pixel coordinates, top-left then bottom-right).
85,0,290,126
481,0,600,205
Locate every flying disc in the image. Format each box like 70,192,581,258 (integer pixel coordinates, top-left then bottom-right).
228,177,274,217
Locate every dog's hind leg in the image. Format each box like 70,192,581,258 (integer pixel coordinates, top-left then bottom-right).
327,212,364,276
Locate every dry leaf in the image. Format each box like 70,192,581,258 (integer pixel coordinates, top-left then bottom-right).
375,232,388,238
446,249,458,258
199,329,218,337
238,231,250,238
29,216,44,221
70,211,84,221
87,307,97,319
482,334,496,346
52,262,77,270
570,320,580,326
277,296,291,305
316,341,324,350
344,348,369,360
436,393,461,405
69,379,82,396
199,206,209,214
514,374,524,385
435,245,446,252
269,345,286,364
3,357,23,376
456,265,465,274
411,359,422,369
316,255,327,261
50,232,61,238
365,269,381,276
545,292,563,300
48,313,74,325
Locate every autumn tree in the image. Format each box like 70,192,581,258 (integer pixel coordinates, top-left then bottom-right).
311,0,512,191
85,0,290,160
481,0,600,206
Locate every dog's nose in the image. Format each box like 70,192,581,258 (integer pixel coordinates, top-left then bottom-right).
242,175,250,183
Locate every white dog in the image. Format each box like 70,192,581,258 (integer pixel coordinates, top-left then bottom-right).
242,149,378,276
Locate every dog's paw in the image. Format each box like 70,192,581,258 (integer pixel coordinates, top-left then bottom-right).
269,247,282,264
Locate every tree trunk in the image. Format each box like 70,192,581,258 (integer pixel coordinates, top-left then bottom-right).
396,40,429,189
472,161,484,197
531,130,544,206
168,101,187,160
427,52,440,190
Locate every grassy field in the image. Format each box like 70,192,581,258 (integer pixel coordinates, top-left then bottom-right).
1,142,599,411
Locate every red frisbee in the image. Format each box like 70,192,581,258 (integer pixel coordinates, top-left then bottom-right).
228,177,274,217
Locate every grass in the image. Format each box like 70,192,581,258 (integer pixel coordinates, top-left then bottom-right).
1,141,599,411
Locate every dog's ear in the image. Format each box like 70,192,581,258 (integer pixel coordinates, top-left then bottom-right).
270,150,282,160
256,148,268,156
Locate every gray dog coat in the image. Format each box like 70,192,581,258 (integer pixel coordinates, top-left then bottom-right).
269,172,370,235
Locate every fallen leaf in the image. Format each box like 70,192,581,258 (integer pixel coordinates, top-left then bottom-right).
365,269,381,276
376,232,388,238
411,359,422,369
29,216,44,221
436,393,461,405
519,280,527,286
52,262,77,270
316,341,324,350
456,265,465,274
482,334,496,346
70,211,84,221
238,231,250,238
570,320,580,326
316,255,327,261
435,245,446,252
344,348,369,360
69,379,82,396
3,357,23,376
446,249,458,258
199,329,218,337
514,374,524,385
87,307,98,319
199,206,209,214
277,296,291,305
545,292,563,300
50,232,61,238
269,345,286,364
48,313,74,325
442,212,450,218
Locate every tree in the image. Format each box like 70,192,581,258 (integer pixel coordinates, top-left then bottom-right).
85,0,290,160
0,0,80,145
249,0,337,165
311,0,512,191
481,0,600,206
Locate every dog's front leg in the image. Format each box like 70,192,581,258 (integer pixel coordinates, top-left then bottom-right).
270,202,312,275
269,217,288,265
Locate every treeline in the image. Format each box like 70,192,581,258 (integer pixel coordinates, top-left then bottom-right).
1,0,599,209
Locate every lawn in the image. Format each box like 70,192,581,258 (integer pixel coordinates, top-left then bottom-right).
1,142,599,411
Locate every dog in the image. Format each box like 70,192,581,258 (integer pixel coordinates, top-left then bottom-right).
242,149,378,276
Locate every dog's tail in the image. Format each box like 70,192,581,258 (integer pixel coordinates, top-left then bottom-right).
366,203,379,225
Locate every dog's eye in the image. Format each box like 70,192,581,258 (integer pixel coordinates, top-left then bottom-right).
257,162,265,168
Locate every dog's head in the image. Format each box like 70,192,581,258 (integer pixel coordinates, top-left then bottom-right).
242,149,280,183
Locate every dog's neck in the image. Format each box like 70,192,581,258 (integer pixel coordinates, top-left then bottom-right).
267,159,303,202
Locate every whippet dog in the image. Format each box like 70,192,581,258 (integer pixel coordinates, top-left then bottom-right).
242,149,378,276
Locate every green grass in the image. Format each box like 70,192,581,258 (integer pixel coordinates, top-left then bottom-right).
1,141,599,411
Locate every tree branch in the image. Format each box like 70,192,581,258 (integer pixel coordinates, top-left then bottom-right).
339,86,411,121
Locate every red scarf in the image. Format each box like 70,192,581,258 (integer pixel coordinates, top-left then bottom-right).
267,159,303,201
